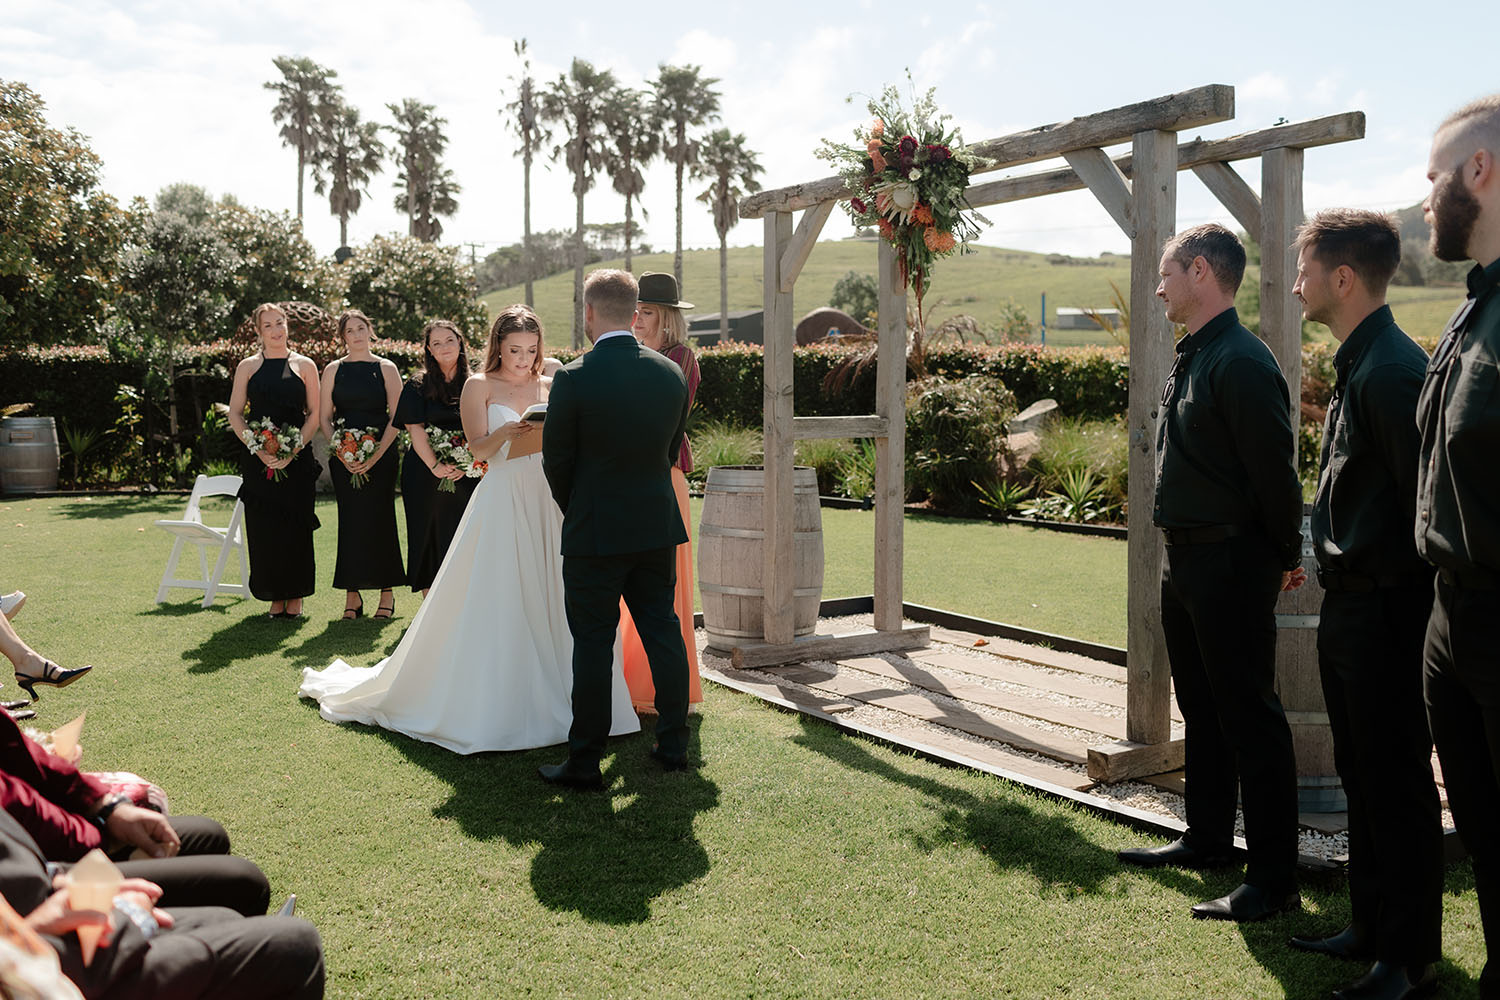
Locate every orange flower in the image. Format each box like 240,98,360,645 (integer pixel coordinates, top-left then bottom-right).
260,430,279,455
924,228,957,253
867,140,887,174
912,203,934,225
878,218,895,241
869,118,885,139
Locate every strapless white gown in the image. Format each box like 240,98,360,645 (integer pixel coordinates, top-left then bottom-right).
299,402,640,754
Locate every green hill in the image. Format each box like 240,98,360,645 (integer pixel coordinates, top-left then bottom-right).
481,239,1467,349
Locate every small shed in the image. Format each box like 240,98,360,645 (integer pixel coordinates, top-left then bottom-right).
1055,307,1121,330
689,310,764,346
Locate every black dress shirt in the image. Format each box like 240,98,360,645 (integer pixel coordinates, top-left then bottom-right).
1416,257,1500,575
1153,307,1304,569
1311,305,1430,579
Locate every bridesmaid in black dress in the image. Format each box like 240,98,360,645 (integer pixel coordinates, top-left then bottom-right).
226,303,322,619
396,319,476,595
319,309,406,619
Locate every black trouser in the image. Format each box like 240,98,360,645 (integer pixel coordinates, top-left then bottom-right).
67,908,324,1000
1425,578,1500,998
108,817,270,916
563,546,689,764
1318,584,1443,963
1160,534,1298,891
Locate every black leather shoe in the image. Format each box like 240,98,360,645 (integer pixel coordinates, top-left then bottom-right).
1332,961,1437,1000
649,747,691,771
1191,883,1300,922
1290,924,1374,961
538,760,604,790
1118,837,1234,870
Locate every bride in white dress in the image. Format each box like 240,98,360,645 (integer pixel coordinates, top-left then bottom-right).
299,305,639,754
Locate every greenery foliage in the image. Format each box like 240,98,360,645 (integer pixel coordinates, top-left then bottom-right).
830,270,879,325
905,376,1016,514
338,234,489,343
0,80,127,348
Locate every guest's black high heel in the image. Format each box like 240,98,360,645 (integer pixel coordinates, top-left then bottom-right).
14,661,92,703
342,596,364,620
374,592,395,620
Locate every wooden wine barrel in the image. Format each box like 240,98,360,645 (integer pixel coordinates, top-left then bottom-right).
1274,506,1344,812
0,417,60,494
698,465,824,650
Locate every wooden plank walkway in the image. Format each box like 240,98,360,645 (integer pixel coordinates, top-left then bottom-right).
705,625,1456,854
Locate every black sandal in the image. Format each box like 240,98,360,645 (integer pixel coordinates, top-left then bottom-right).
343,596,364,620
374,593,395,619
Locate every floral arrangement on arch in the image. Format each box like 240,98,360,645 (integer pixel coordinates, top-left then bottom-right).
817,80,990,329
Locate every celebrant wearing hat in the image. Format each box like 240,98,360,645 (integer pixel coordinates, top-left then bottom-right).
620,272,704,712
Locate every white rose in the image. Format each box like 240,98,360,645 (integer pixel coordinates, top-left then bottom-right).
908,168,922,181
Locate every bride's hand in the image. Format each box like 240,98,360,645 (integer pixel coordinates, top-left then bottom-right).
501,420,534,440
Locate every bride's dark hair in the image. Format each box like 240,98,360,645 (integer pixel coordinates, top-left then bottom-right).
483,305,544,375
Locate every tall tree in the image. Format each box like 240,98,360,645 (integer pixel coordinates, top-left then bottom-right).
387,98,459,242
540,58,617,346
0,80,125,347
501,39,551,307
264,56,340,220
312,101,385,249
694,129,763,340
651,64,721,287
601,88,659,273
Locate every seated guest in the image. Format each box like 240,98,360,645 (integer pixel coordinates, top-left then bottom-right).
0,710,267,916
0,810,323,999
0,597,89,704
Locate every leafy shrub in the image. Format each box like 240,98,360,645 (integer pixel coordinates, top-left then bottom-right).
338,234,490,343
1029,417,1128,510
687,420,761,486
829,270,878,325
838,439,879,501
794,438,855,496
905,375,1016,514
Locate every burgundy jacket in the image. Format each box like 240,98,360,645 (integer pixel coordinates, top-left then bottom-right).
0,708,108,860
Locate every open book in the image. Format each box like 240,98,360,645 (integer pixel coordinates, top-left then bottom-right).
508,403,547,460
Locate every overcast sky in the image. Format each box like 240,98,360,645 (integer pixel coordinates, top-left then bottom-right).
5,0,1495,269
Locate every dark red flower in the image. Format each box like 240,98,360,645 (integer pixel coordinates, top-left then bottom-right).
851,197,868,214
926,144,952,163
897,135,918,166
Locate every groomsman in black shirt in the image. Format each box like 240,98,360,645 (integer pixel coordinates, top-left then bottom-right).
1285,210,1441,1000
1417,94,1500,1000
1118,224,1305,924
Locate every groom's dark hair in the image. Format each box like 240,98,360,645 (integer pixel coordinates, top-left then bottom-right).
583,269,638,330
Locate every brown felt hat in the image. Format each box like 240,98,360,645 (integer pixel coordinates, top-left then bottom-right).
637,272,694,310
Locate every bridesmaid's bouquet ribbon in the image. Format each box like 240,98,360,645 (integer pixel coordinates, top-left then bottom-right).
241,418,302,482
332,419,380,489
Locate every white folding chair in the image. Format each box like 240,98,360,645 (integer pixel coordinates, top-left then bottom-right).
153,474,248,608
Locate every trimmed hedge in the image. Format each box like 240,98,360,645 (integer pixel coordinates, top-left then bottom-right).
0,337,1357,488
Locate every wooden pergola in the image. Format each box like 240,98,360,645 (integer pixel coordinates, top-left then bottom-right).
736,84,1363,779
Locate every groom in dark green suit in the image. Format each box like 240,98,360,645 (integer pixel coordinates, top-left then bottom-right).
539,269,693,789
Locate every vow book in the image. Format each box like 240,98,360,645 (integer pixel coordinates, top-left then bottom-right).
507,403,546,460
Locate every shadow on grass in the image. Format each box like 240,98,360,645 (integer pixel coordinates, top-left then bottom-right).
791,716,1125,897
362,715,719,925
179,612,322,673
47,496,178,521
278,619,406,670
1232,861,1481,1000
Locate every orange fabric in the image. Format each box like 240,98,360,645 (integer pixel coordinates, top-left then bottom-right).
621,467,702,709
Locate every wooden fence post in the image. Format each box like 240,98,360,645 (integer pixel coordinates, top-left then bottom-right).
762,211,796,646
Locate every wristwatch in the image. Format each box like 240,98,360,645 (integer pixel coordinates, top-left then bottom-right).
90,793,129,832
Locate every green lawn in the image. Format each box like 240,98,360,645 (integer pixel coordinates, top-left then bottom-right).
0,495,1486,998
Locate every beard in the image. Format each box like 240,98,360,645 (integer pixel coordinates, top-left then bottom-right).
1430,168,1481,262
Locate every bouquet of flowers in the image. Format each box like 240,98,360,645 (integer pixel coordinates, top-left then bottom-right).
817,78,990,334
240,417,302,482
331,418,380,489
429,429,487,492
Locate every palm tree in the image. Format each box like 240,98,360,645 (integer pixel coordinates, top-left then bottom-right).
602,88,659,273
265,56,341,220
540,58,617,346
387,98,459,242
694,129,763,340
651,64,721,287
312,101,385,249
501,39,551,306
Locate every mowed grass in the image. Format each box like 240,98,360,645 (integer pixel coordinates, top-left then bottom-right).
0,494,1488,998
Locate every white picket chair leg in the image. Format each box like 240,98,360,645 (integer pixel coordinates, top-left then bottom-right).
156,537,188,603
